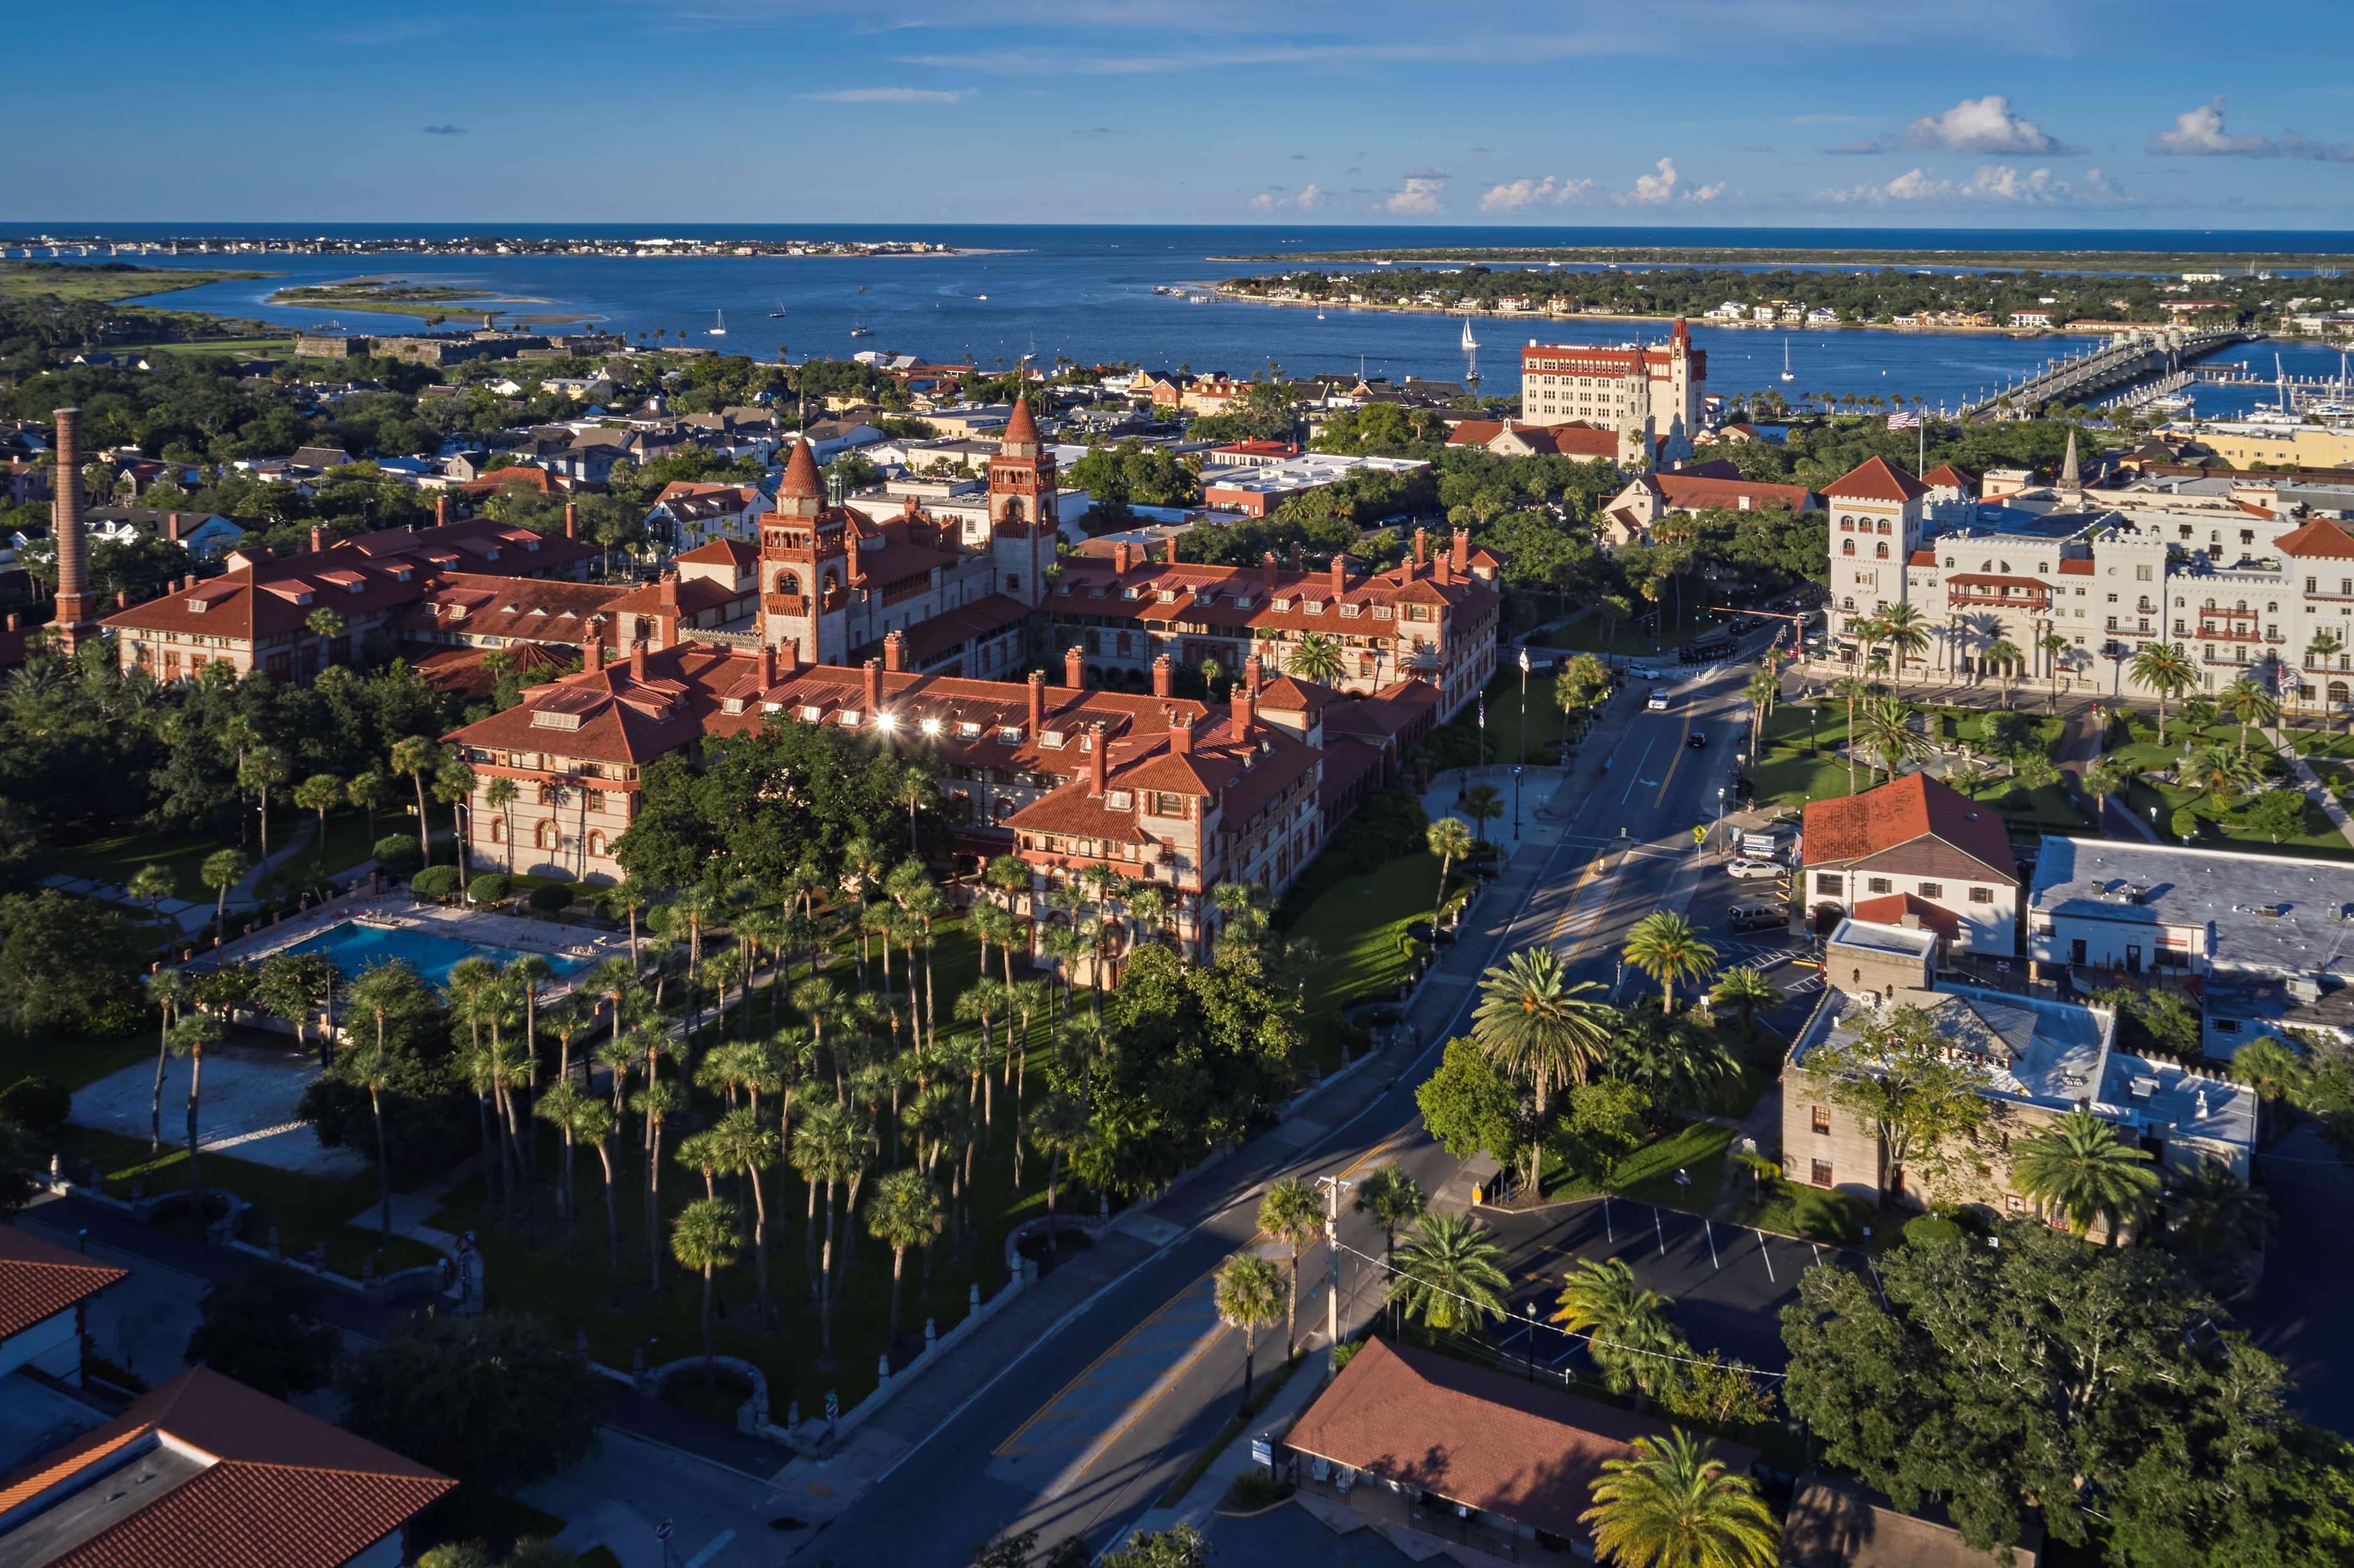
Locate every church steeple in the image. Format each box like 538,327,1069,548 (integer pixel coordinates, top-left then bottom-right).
2059,427,2082,494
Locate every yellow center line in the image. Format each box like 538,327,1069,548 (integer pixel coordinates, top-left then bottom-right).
992,1260,1223,1456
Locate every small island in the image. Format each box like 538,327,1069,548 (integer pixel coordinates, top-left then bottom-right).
267,276,583,326
0,259,264,306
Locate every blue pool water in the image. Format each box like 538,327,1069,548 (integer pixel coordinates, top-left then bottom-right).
281,922,589,990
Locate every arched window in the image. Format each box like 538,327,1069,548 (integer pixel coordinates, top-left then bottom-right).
774,568,800,596
1878,519,1891,535
1001,496,1025,524
1840,518,1852,533
586,830,605,858
537,783,560,807
2332,681,2349,705
1842,540,1855,556
535,820,559,851
488,819,504,844
1875,542,1889,559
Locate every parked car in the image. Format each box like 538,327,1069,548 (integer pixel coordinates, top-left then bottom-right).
1726,857,1783,879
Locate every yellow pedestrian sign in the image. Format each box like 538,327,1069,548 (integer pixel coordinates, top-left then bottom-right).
1693,825,1708,844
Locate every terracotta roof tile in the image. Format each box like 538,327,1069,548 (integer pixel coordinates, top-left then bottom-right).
2274,516,2354,560
1803,772,2017,884
1824,455,1930,504
1851,893,1962,943
0,1223,126,1340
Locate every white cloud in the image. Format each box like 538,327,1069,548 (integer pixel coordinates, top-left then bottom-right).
2150,97,2354,161
1902,94,2069,154
1688,180,1726,202
1477,175,1595,212
1620,158,1681,205
1383,177,1446,213
1250,183,1327,211
798,86,971,103
1819,163,2127,205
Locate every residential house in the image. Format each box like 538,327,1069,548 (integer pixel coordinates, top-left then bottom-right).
0,1223,123,1388
646,481,772,549
1781,1469,2041,1567
1801,771,2020,954
1599,466,1815,546
785,419,886,464
80,507,245,563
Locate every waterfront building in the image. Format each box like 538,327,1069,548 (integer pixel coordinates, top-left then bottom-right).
1516,318,1705,464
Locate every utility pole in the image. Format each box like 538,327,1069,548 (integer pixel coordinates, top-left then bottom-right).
1316,1173,1351,1350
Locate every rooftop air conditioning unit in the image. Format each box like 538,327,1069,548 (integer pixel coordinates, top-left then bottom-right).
2290,974,2325,1004
2128,1076,2159,1099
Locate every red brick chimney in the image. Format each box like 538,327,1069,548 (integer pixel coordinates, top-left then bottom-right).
629,643,648,683
310,525,325,554
564,502,578,540
883,630,905,673
1451,527,1469,572
1413,527,1428,568
863,657,883,713
1435,553,1453,586
115,589,127,608
777,636,800,678
585,638,603,672
1287,542,1302,570
1246,655,1263,697
1169,710,1194,755
1232,686,1256,741
166,511,182,543
1114,541,1133,575
757,644,775,689
1088,723,1108,796
1027,669,1046,739
1261,551,1278,597
1152,654,1172,698
1329,554,1348,597
1064,645,1083,690
435,495,451,528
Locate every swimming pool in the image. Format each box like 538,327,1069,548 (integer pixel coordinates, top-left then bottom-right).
280,921,591,990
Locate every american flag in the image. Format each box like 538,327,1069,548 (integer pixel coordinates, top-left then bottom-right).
1886,411,1921,430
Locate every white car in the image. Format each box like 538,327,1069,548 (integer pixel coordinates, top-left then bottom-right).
1725,858,1783,880
1645,689,1672,711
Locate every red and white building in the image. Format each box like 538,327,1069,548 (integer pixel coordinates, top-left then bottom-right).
1517,318,1705,464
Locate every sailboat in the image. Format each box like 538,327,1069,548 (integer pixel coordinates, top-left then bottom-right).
768,301,787,318
848,311,873,339
2245,353,2303,426
1779,337,1795,383
706,310,727,337
1459,313,1478,351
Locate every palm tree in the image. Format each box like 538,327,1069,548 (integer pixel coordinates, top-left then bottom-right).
533,1081,594,1262
293,774,342,865
1212,1253,1288,1408
792,1098,863,1364
243,746,288,861
1876,602,1930,677
168,1012,223,1212
344,962,417,1241
2038,631,2073,709
1286,630,1344,684
2223,674,2279,756
1424,816,1473,938
1623,912,1718,1017
1461,782,1504,846
866,1167,942,1350
483,777,518,873
2184,745,2260,805
2130,643,2198,746
1581,1430,1779,1568
2305,630,2344,727
2082,754,2132,801
1851,696,1929,782
1708,968,1774,1035
126,862,174,938
670,1198,743,1385
1553,1258,1681,1397
1388,1212,1509,1334
200,847,248,938
1849,613,1889,678
1471,947,1612,1190
1982,638,2024,708
346,769,389,847
1258,1176,1323,1359
143,969,186,1152
1741,670,1776,759
2011,1108,2160,1241
709,1106,780,1326
1027,1092,1089,1249
1829,676,1869,794
1353,1166,1426,1266
388,735,442,865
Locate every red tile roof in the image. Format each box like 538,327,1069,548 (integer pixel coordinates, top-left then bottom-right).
0,1367,453,1568
1907,549,1936,567
2057,557,2095,576
1003,396,1040,446
779,435,823,499
673,537,759,570
1851,893,1961,943
1824,455,1930,503
1648,472,1814,512
2274,516,2354,560
1803,772,2017,884
1286,1337,1754,1549
1923,464,1978,491
0,1223,126,1340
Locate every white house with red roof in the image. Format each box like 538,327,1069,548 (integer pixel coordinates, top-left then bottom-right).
1801,771,2021,954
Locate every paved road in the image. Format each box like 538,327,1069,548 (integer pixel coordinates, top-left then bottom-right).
795,667,1783,1566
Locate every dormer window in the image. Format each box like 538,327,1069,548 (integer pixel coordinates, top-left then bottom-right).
1339,602,1361,618
958,721,982,738
1273,597,1293,611
1304,600,1324,614
1107,789,1133,810
838,709,862,726
186,597,208,613
998,725,1023,744
1234,594,1253,610
799,705,824,722
1041,730,1067,749
1122,587,1139,600
347,581,362,595
1374,606,1393,620
722,697,745,714
530,709,581,730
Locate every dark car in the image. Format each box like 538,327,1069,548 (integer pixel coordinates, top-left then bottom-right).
1687,732,1708,749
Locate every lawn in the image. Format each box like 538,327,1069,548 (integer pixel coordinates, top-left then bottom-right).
1730,1174,1876,1245
1283,850,1443,1071
1421,667,1583,770
1748,697,1857,811
0,1026,159,1095
112,336,299,358
47,806,389,907
2099,716,2354,858
47,1123,445,1277
1534,600,1740,659
1541,1120,1737,1206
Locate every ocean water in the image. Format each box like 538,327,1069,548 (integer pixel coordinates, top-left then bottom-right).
21,222,2354,410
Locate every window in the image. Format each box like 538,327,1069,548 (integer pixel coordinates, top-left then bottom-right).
1918,882,1944,899
1842,539,1854,556
1969,887,1995,904
2136,565,2153,581
1811,1105,1832,1135
2214,1019,2242,1036
1809,1160,1835,1188
1815,873,1841,895
2004,1192,2026,1214
1867,877,1892,894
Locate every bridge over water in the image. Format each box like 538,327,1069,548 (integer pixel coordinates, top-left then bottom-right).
1962,326,2258,418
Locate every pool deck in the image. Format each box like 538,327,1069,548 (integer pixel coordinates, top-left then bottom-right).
191,890,633,1003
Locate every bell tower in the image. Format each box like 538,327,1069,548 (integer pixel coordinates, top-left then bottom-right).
760,438,849,665
990,397,1057,607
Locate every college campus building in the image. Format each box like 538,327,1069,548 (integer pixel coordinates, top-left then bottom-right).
1517,318,1705,465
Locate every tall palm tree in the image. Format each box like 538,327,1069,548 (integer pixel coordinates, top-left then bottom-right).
2082,754,2132,802
1286,630,1345,684
2166,1159,2272,1256
670,1198,742,1385
294,774,342,866
144,969,186,1153
344,962,416,1240
2305,629,2344,727
2130,643,2197,746
2011,1108,2160,1242
793,1098,862,1363
1471,948,1611,1190
388,735,441,865
1852,696,1929,782
866,1167,942,1350
1553,1258,1681,1398
1213,1252,1288,1408
571,1095,622,1291
1426,817,1474,938
243,745,288,861
1877,602,1930,676
1352,1166,1426,1266
1388,1212,1509,1335
1581,1430,1779,1568
709,1106,781,1327
167,1012,223,1212
1741,669,1776,759
1461,782,1504,846
201,847,248,938
2223,674,2279,756
533,1081,595,1262
1027,1092,1089,1249
2184,745,2260,805
1982,638,2024,709
2038,631,2073,709
1829,676,1869,794
1624,912,1718,1017
1708,968,1774,1034
1849,613,1890,679
346,769,389,848
126,862,174,939
1258,1176,1323,1359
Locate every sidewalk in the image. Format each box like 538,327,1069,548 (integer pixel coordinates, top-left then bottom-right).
2275,728,2354,853
1119,1348,1332,1543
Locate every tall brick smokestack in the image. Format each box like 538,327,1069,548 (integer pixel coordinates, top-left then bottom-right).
50,408,94,651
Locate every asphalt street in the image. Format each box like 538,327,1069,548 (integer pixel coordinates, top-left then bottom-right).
794,665,1794,1567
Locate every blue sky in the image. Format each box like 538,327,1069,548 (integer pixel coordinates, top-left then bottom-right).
13,0,2354,228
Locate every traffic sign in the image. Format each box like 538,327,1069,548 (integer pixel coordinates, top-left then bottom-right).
1693,825,1708,844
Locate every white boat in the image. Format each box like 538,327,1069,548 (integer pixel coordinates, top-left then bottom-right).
706,310,726,337
1459,314,1478,351
848,311,873,338
768,301,787,318
974,294,988,301
1779,337,1795,383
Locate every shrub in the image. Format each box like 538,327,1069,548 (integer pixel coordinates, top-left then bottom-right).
1904,1214,1966,1249
526,884,576,916
410,866,462,901
0,1076,70,1136
373,834,422,881
466,873,513,907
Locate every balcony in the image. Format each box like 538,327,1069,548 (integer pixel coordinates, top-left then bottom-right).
1946,575,2049,612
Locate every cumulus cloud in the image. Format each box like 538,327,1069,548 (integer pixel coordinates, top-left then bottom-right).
1383,177,1446,213
1903,94,2070,154
1250,183,1327,212
421,124,467,135
2150,97,2354,161
1477,175,1595,212
1687,180,1726,202
1619,158,1682,205
798,86,971,103
1820,163,2127,204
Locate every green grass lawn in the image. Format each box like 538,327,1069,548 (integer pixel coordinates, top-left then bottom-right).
1420,667,1582,770
1535,601,1739,659
48,1124,445,1277
1749,698,1857,810
1542,1120,1736,1205
112,336,298,358
2121,775,2354,861
0,1026,159,1095
48,807,388,907
1284,851,1442,1071
1730,1176,1875,1245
